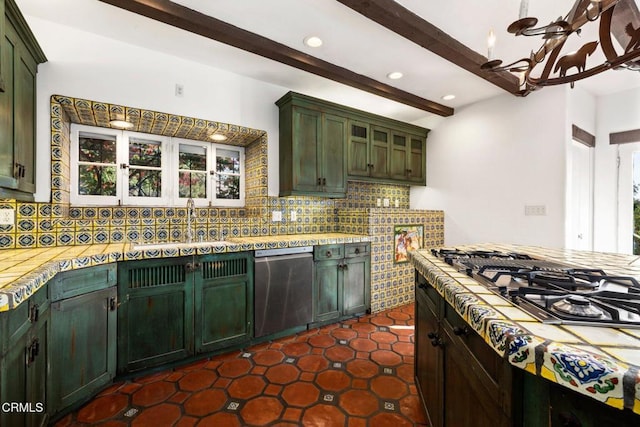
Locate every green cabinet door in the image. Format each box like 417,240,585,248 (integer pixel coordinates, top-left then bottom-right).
196,252,253,353
390,132,409,181
0,285,49,427
0,15,17,191
342,253,370,316
49,287,117,415
347,121,369,177
313,258,342,323
291,106,322,193
370,126,391,179
322,113,348,195
408,135,426,184
117,257,194,373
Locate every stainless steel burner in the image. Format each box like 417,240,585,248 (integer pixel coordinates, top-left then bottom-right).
551,295,605,318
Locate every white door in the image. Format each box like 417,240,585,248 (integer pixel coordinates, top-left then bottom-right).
617,143,640,254
567,140,594,250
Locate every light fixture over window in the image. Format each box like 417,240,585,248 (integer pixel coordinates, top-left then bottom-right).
109,119,134,129
303,36,323,48
210,133,228,141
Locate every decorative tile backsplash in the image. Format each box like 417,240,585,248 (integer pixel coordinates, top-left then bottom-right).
0,95,444,312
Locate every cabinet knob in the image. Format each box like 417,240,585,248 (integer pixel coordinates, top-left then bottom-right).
427,331,437,339
322,177,326,185
354,248,360,254
317,178,322,185
326,250,332,258
453,326,469,336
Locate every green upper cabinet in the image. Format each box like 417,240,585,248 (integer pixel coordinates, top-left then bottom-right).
277,92,429,190
278,95,348,198
0,0,46,200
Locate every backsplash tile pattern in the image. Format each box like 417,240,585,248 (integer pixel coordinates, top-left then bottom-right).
0,95,444,312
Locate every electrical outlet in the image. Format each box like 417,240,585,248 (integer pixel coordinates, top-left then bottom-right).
290,211,297,221
524,205,547,216
383,198,390,207
272,211,282,222
175,83,184,97
376,198,382,207
0,208,15,225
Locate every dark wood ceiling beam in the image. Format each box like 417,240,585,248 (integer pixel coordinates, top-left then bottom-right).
336,0,520,94
97,0,454,117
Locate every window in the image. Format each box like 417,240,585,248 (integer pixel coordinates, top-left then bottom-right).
71,124,244,207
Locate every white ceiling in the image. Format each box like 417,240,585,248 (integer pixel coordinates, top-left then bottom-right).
15,0,640,123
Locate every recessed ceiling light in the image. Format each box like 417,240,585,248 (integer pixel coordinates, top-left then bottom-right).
210,133,228,141
441,94,456,101
109,120,134,129
387,72,403,80
303,36,323,48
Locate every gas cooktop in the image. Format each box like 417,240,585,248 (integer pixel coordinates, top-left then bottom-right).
431,248,640,328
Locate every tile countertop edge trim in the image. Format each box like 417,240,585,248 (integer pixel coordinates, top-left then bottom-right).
408,249,640,417
0,234,372,312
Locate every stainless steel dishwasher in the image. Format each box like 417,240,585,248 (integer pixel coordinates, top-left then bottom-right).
254,246,313,337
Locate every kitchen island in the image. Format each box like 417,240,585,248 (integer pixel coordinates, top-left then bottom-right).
409,244,640,426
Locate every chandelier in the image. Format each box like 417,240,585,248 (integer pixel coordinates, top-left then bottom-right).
482,0,640,96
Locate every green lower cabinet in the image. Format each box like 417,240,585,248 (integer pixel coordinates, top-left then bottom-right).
313,243,370,324
49,287,117,415
117,257,194,373
195,252,253,353
0,285,48,427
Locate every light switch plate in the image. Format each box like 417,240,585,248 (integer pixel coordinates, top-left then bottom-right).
0,208,15,225
290,211,297,221
272,211,282,222
383,198,390,207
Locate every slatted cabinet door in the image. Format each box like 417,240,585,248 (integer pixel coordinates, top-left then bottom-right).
117,257,194,373
195,252,254,353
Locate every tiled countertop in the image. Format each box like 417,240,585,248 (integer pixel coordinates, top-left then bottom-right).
0,233,370,312
409,244,640,416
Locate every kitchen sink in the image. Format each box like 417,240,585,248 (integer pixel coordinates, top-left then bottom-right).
131,240,230,250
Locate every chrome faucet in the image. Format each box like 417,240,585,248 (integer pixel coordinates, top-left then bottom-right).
185,197,195,244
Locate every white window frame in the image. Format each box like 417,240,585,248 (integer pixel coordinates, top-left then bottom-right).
70,125,245,207
70,124,122,206
121,131,170,206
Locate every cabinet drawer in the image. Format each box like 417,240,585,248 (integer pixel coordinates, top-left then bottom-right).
344,243,370,258
314,244,344,261
50,264,117,302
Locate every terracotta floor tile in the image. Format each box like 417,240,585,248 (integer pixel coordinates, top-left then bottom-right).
330,327,358,341
352,378,369,389
135,371,170,384
175,416,198,427
165,372,185,382
300,372,316,381
370,315,395,326
371,349,403,366
175,359,208,371
131,381,176,407
350,337,378,352
168,390,190,404
283,407,303,422
281,341,312,357
213,377,232,388
119,383,142,394
98,421,128,427
348,417,367,427
308,334,336,348
350,322,377,333
131,403,181,427
346,359,379,378
198,412,242,427
371,331,398,344
178,369,217,391
97,381,125,396
371,375,409,399
368,412,415,427
301,403,346,427
240,396,284,425
311,347,324,354
339,389,379,416
392,342,415,356
325,345,355,362
253,349,285,366
183,389,227,416
315,370,351,392
388,311,411,321
217,358,252,378
282,382,320,407
76,394,128,423
297,354,330,372
227,375,266,399
396,364,415,383
252,365,268,375
265,364,301,384
264,383,283,396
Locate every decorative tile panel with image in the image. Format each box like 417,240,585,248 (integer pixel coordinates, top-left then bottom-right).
394,224,424,263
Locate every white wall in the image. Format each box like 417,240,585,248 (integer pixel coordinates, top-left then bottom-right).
29,17,288,202
412,87,568,248
594,87,640,252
